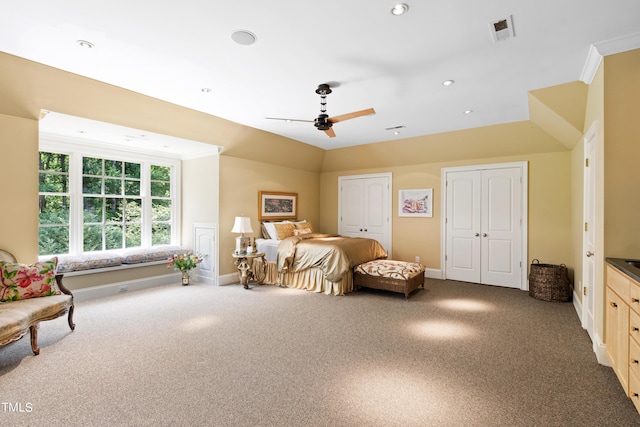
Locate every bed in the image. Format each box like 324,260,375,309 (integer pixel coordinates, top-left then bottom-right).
253,220,387,295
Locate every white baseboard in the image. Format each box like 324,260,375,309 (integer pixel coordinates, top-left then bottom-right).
594,333,610,366
192,271,217,286
570,289,610,366
424,268,443,279
573,289,583,323
72,272,182,303
218,273,238,286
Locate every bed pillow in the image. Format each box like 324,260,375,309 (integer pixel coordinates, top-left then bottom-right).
263,221,291,240
273,223,296,240
0,257,61,302
293,227,313,236
294,221,314,233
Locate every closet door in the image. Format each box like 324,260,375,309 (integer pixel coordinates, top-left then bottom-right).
480,167,521,288
339,174,391,255
340,179,365,238
445,166,523,288
362,177,389,249
445,171,481,283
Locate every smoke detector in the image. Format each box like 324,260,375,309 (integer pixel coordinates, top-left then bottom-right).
489,15,515,43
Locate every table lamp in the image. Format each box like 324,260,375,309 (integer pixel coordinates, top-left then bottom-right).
232,216,253,254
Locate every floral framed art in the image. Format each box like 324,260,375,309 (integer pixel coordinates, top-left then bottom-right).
398,188,433,217
258,191,298,220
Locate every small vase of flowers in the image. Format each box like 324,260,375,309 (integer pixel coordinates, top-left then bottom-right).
168,252,204,286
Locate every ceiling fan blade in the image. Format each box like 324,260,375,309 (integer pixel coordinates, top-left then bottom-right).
324,128,336,138
265,117,314,123
329,108,376,123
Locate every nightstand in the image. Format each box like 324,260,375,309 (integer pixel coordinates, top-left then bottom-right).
232,252,266,289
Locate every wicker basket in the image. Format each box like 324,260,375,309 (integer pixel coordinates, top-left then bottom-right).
529,259,571,302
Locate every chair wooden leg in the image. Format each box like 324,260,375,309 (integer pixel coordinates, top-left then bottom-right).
29,324,40,355
68,305,76,331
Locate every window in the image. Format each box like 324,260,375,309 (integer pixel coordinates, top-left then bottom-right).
38,147,180,257
39,152,70,255
150,165,172,245
82,157,143,252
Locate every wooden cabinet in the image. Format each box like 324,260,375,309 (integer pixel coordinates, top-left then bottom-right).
606,264,640,412
606,283,629,391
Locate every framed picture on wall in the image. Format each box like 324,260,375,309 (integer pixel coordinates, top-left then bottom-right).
258,191,298,220
398,188,433,217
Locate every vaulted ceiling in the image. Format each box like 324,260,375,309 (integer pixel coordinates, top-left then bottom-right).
1,1,639,150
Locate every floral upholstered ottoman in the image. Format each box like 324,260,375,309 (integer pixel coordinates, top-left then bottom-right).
354,260,425,300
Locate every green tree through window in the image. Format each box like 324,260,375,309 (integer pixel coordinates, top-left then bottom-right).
38,150,176,256
39,152,70,255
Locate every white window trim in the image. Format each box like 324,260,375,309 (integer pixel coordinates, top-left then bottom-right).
39,136,182,257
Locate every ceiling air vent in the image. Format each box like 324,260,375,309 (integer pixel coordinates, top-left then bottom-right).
489,15,515,43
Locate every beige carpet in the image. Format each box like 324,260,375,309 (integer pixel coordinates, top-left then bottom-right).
1,278,638,426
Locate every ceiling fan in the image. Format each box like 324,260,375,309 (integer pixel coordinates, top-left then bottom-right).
266,84,375,138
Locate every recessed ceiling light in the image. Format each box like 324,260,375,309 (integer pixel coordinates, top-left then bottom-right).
442,80,455,86
77,40,94,49
464,110,473,114
231,30,257,45
391,3,409,15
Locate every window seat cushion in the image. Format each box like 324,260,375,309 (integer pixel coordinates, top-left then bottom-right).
120,245,189,264
57,245,190,272
57,253,124,273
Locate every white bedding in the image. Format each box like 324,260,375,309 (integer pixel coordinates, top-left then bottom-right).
255,238,279,262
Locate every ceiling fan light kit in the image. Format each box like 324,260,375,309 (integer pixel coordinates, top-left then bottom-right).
267,83,375,139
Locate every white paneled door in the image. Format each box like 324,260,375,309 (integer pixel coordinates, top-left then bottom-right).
582,123,598,342
444,164,525,289
339,173,391,256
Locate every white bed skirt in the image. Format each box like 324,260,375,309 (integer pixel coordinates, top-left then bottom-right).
252,258,352,296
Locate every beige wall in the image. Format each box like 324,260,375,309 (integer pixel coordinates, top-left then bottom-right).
320,152,572,272
181,154,220,248
218,155,321,275
62,264,171,290
320,121,568,172
604,49,640,257
0,114,39,262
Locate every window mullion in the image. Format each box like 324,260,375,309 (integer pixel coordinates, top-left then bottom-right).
141,162,152,247
70,152,83,255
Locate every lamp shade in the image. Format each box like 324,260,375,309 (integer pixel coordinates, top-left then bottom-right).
231,216,253,234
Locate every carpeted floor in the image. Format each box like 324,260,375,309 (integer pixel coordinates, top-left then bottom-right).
1,278,639,426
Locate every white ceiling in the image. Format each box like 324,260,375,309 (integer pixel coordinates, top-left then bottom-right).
2,1,640,151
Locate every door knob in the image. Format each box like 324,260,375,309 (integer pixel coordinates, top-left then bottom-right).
475,233,480,237
482,233,488,237
586,251,594,257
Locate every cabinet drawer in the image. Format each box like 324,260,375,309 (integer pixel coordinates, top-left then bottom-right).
630,281,640,315
631,310,640,343
629,370,640,413
631,336,640,380
608,265,631,301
